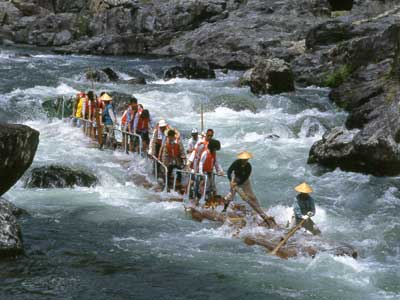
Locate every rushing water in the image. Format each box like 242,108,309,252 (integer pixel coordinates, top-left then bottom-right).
1,46,399,300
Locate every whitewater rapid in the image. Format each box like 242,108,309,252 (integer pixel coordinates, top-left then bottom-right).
1,46,399,300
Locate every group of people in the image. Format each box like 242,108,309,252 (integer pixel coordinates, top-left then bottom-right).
71,91,320,235
72,91,152,151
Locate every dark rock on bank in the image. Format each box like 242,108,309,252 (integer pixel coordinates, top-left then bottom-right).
164,56,216,80
0,123,39,196
0,197,24,259
307,21,400,176
25,165,98,188
239,58,295,95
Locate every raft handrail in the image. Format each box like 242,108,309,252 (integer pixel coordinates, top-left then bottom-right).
114,127,143,156
61,96,65,120
172,169,208,205
148,154,168,192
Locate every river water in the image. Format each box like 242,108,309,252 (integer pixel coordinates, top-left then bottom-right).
1,46,399,300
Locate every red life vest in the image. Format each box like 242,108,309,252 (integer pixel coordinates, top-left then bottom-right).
137,117,149,131
121,110,128,125
166,142,180,159
202,150,216,173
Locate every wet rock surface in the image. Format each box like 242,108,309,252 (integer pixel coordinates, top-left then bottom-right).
164,56,215,80
25,165,99,188
306,17,400,175
239,58,295,95
0,123,40,196
0,197,24,259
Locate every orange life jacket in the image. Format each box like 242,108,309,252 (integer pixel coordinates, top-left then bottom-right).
202,150,216,173
137,117,149,131
121,110,128,125
166,142,180,159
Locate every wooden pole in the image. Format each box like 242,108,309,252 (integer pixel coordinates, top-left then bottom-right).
233,187,276,228
270,216,309,256
201,101,204,132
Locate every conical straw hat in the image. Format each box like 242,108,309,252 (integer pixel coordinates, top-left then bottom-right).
100,93,112,101
237,151,253,160
294,182,313,194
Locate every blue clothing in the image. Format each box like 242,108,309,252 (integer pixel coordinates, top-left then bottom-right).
102,103,116,125
293,194,316,220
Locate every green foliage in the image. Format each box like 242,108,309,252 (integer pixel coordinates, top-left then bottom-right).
76,15,90,38
324,65,352,88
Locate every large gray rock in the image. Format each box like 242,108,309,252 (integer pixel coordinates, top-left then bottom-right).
0,1,23,25
0,197,24,259
25,165,98,188
164,56,216,80
307,23,400,176
0,123,39,197
239,58,295,95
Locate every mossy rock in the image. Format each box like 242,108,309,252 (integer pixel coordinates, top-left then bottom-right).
324,65,353,88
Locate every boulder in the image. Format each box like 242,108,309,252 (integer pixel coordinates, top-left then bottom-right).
308,127,360,171
305,20,355,50
307,23,400,176
308,120,400,176
53,29,73,46
102,67,120,81
0,1,23,25
123,77,147,85
239,59,295,95
164,56,216,80
25,165,98,188
0,197,24,259
0,123,39,197
85,67,120,82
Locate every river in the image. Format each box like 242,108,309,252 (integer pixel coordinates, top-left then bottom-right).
1,46,399,300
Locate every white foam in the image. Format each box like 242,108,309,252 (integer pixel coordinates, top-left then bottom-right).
8,82,78,98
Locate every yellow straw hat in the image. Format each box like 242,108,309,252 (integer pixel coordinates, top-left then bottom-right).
237,151,253,160
294,182,313,194
100,93,112,101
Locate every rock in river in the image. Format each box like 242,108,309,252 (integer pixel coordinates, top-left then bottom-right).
164,56,216,81
0,197,24,259
0,123,39,196
25,165,98,188
239,58,295,95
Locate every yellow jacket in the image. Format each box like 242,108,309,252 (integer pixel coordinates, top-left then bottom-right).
75,98,84,118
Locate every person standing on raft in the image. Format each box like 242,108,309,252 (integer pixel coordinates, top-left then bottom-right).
222,151,261,212
291,182,321,235
99,93,118,150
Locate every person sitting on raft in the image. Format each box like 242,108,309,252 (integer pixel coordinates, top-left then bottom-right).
291,182,321,235
198,139,224,203
161,129,186,188
222,151,261,212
